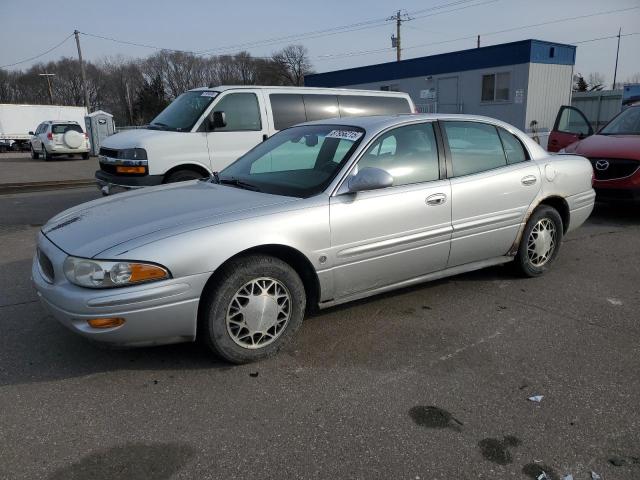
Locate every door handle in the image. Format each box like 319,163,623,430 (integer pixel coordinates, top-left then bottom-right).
426,193,447,206
521,175,537,186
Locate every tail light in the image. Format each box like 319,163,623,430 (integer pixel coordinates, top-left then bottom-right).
84,132,89,139
47,132,53,140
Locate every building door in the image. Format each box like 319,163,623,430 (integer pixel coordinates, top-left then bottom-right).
437,77,459,114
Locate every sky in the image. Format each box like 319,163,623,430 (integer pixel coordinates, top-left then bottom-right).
1,0,639,86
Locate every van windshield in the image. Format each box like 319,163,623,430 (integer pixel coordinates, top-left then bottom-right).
219,124,365,198
148,91,219,131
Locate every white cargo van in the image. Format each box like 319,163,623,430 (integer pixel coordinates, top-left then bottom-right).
96,86,415,194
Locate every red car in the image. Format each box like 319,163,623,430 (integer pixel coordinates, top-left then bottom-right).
548,105,640,201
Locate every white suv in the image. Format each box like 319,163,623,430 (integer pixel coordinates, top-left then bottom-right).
29,121,90,161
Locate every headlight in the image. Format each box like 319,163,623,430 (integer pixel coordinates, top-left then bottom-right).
63,256,169,288
118,148,147,160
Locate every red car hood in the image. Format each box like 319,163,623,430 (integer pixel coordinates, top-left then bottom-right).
567,134,640,159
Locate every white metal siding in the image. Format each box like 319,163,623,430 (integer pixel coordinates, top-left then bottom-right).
525,63,573,133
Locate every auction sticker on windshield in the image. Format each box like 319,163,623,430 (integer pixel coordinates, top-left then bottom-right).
326,130,363,141
200,91,218,97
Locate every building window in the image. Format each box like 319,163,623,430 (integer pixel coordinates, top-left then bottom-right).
481,72,511,102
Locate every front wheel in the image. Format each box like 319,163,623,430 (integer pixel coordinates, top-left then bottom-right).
514,205,563,277
200,255,306,364
165,169,205,183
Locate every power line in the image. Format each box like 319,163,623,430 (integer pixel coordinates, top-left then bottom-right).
573,32,639,44
315,5,640,61
0,34,74,69
79,31,195,54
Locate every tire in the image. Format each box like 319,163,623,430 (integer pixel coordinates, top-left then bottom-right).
82,152,90,160
31,146,39,159
199,254,306,364
514,205,563,277
165,169,205,183
41,146,50,161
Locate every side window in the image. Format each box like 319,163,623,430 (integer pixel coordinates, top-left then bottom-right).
270,94,306,130
443,121,507,176
556,107,591,135
303,95,339,122
358,123,439,186
213,93,262,131
338,95,411,117
497,127,528,164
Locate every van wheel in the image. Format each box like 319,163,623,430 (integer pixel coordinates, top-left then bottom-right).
199,254,306,364
514,206,563,277
165,169,205,183
31,146,39,159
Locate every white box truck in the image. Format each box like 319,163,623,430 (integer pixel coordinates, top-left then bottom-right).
0,104,88,151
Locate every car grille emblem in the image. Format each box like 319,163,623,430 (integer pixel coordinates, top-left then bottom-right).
595,159,610,171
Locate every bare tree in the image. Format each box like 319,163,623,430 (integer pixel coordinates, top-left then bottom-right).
587,72,605,91
271,45,313,86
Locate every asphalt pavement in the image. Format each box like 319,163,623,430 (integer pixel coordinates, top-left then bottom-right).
0,187,638,480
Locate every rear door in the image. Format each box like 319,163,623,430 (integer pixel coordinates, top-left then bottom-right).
205,90,269,170
442,121,541,267
548,105,593,152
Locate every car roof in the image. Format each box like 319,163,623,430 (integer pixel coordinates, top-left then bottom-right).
298,113,521,130
44,120,80,124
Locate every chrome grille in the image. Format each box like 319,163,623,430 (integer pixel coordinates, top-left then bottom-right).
37,248,54,283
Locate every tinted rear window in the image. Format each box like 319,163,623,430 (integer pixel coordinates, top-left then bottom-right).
338,95,411,117
52,124,83,134
270,94,306,130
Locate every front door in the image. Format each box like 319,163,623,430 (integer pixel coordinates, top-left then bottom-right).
441,121,541,267
548,105,593,152
329,122,452,299
205,90,269,171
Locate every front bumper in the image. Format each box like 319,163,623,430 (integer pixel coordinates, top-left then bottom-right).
95,170,164,195
32,232,211,347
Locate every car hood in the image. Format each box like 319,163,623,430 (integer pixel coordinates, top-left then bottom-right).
42,181,297,258
100,128,181,149
568,134,640,159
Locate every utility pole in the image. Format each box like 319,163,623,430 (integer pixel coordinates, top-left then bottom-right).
612,27,621,90
477,35,480,48
39,73,55,104
74,30,91,113
389,10,412,62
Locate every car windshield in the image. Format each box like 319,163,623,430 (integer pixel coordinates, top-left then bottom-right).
220,125,365,198
149,91,218,131
599,107,640,135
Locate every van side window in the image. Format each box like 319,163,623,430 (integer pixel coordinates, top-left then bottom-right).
338,95,411,117
270,94,306,130
303,95,339,122
213,93,262,131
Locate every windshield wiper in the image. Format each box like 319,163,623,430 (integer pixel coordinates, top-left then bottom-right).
219,177,261,192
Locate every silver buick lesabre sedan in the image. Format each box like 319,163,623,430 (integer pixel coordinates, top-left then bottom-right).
33,114,595,363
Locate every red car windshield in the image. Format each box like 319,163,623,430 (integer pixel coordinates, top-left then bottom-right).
600,107,640,135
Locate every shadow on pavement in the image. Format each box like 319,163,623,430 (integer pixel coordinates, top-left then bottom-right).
47,442,196,480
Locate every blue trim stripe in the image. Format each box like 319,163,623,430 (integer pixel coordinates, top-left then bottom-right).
305,39,576,88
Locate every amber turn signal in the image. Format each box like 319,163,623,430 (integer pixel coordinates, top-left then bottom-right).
129,264,168,283
87,317,125,329
116,166,146,174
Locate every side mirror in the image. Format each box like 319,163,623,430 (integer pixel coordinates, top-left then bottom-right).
28,131,34,135
348,167,393,193
210,111,226,130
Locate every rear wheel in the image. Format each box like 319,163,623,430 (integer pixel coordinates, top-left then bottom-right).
165,169,205,183
81,152,90,160
514,205,563,277
31,145,39,159
200,254,306,364
41,146,50,161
